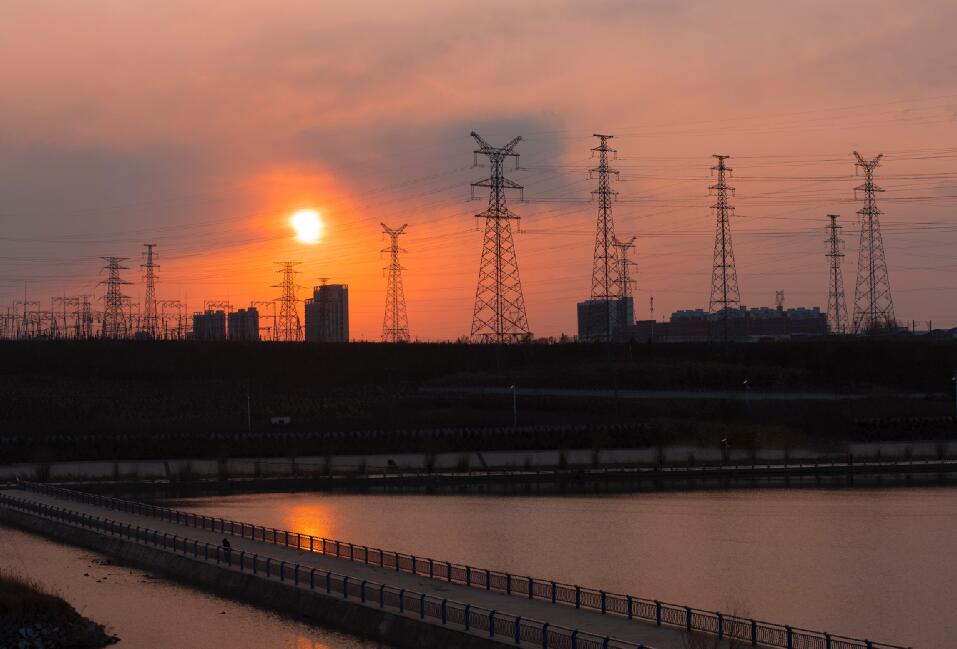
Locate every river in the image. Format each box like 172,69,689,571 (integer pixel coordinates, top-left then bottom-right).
167,486,956,649
0,526,390,649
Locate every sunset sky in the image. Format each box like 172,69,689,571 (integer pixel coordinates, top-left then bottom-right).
2,0,956,339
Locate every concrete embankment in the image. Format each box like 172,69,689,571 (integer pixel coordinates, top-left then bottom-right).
0,507,524,649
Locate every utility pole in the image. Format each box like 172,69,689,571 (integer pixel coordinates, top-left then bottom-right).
612,235,637,299
273,262,302,341
141,244,159,338
380,223,410,342
100,257,131,339
851,152,895,334
468,131,530,343
708,155,740,341
589,134,621,341
825,214,849,334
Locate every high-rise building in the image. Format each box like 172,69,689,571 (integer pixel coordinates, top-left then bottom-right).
305,283,349,342
227,307,260,342
191,310,226,341
576,296,634,342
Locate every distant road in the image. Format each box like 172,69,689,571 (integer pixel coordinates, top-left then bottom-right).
419,385,922,401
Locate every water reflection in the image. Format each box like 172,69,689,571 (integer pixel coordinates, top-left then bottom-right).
0,526,389,649
171,487,957,649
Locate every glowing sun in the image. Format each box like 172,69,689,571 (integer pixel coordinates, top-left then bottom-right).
290,209,322,244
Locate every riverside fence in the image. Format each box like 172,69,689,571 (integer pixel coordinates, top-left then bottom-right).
18,482,909,649
0,493,647,649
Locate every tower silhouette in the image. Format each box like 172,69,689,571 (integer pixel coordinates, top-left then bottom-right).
100,257,131,339
826,214,849,334
141,243,158,338
468,131,530,343
273,262,302,341
612,235,637,299
851,152,895,334
381,223,410,343
589,134,621,341
708,154,740,339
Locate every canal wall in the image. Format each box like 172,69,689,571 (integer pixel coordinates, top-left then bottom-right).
0,507,518,649
2,440,956,483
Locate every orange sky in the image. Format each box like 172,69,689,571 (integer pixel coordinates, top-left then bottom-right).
1,1,956,339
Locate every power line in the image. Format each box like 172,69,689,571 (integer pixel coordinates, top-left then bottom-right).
825,214,849,334
468,131,531,343
381,222,410,343
851,152,896,334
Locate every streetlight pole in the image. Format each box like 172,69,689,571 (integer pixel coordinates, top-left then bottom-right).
510,384,517,428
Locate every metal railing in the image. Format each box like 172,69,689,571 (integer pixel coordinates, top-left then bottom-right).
17,482,909,649
0,492,648,649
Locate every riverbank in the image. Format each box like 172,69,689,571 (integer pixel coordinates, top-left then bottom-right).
0,569,117,649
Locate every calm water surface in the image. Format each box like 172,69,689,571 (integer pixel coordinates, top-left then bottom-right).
0,526,388,649
172,487,957,649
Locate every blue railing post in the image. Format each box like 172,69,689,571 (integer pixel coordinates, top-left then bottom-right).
310,568,315,590
489,610,495,638
865,642,872,649
326,571,331,593
603,637,610,649
441,599,447,624
600,590,606,614
448,564,452,582
279,561,285,581
419,593,425,619
379,584,385,608
528,577,534,599
464,604,470,631
507,574,512,595
825,633,831,649
399,589,405,613
343,576,348,599
412,555,416,574
252,554,258,574
239,552,244,571
486,569,491,590
655,601,662,626
429,559,434,578
514,616,521,644
686,606,692,631
627,595,633,619
575,586,581,609
751,619,757,646
551,581,557,604
466,566,471,585
265,558,271,578
571,630,578,649
786,625,793,649
542,622,549,649
361,580,366,603
718,613,724,639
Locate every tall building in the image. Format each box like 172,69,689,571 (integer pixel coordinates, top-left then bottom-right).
305,283,349,342
576,296,634,342
227,307,260,342
191,310,226,341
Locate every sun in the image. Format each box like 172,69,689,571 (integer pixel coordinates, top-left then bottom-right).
290,209,322,244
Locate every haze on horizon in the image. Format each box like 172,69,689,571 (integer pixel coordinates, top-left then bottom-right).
1,0,956,340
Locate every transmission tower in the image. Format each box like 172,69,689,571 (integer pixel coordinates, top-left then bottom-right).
775,291,785,311
825,214,849,334
141,243,159,338
468,131,530,343
708,154,740,340
589,134,622,341
100,257,131,339
612,235,637,299
381,223,410,343
851,152,895,334
273,262,302,341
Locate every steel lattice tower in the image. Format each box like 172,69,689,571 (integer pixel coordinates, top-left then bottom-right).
589,134,622,341
708,154,740,339
273,262,302,341
141,243,159,338
851,152,895,334
100,257,131,339
612,235,637,298
825,214,849,334
468,131,530,343
381,222,410,343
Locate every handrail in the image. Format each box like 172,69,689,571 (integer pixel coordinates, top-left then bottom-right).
16,482,909,649
0,492,649,649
